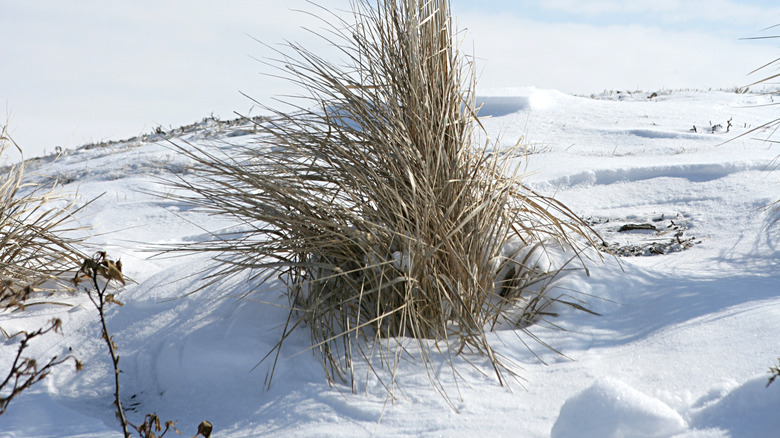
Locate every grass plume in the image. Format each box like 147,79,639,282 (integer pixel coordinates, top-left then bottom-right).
168,0,599,400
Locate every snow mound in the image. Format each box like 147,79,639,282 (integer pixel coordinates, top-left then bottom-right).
551,379,687,438
689,376,780,437
476,96,530,117
476,87,564,116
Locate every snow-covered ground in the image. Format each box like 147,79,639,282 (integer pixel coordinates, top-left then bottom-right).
2,88,780,437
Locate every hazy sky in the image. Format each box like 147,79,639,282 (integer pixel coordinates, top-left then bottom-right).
2,0,779,159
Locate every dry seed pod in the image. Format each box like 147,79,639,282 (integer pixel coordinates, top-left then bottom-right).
194,420,213,438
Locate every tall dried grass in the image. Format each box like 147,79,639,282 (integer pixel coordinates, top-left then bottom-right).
743,25,780,388
736,27,780,144
0,125,86,313
170,0,599,399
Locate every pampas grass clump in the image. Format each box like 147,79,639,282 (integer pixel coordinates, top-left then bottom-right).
0,125,86,312
171,0,598,397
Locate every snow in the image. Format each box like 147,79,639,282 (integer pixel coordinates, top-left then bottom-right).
2,88,780,437
552,379,687,438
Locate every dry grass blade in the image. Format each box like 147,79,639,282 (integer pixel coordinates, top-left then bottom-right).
729,26,780,147
732,25,780,214
167,0,600,402
0,124,87,312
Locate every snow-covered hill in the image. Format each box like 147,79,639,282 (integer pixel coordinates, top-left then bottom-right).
2,88,780,437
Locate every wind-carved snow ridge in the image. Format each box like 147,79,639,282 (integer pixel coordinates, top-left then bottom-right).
540,161,772,189
623,128,704,140
476,96,530,117
476,87,564,117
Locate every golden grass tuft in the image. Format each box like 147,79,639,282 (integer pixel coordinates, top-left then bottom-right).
169,0,600,400
0,124,86,313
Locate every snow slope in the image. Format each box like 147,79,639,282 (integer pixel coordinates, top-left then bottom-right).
2,89,780,437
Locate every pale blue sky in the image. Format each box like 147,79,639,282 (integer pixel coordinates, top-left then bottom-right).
454,0,780,33
2,0,779,159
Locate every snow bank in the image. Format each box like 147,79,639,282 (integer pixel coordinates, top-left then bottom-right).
551,379,687,438
688,377,780,437
3,89,780,437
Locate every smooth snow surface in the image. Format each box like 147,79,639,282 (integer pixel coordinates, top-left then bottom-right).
552,379,687,438
2,90,780,437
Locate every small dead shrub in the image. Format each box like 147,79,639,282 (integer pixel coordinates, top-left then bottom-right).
75,252,209,438
0,318,81,415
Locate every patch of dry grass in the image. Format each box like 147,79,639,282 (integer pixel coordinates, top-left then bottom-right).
169,0,599,400
0,125,86,313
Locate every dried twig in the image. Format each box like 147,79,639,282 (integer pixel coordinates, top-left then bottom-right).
75,252,207,438
768,358,780,388
75,251,131,436
0,319,81,415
